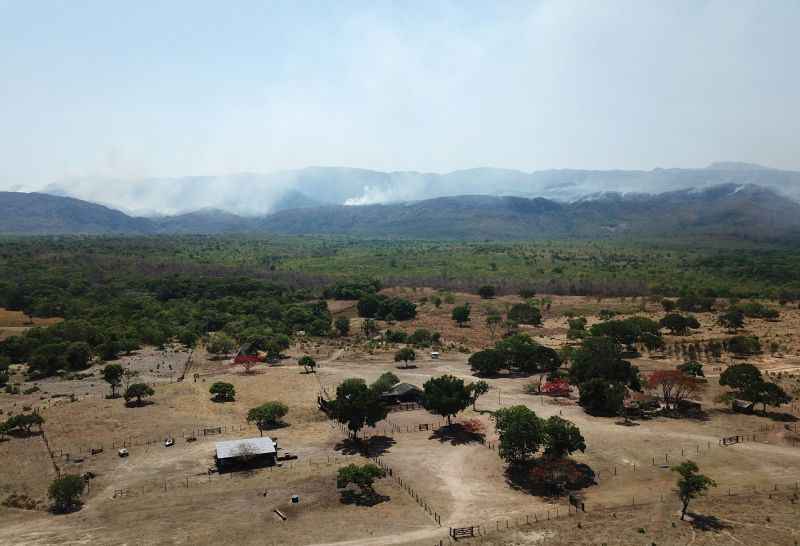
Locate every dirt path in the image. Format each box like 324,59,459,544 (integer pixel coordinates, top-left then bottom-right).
304,526,443,546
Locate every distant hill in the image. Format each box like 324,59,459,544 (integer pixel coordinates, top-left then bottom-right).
0,192,152,235
38,163,800,215
257,184,800,241
2,184,800,241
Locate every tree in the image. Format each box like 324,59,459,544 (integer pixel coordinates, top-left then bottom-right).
247,401,288,435
394,347,416,369
102,363,124,398
4,412,45,434
452,304,471,327
207,332,236,355
370,372,399,395
335,317,350,337
478,285,496,299
469,349,504,376
543,416,586,459
124,383,154,406
717,309,745,331
468,380,489,410
677,361,704,377
647,370,704,410
486,314,502,340
578,379,626,416
423,375,472,425
508,303,542,325
48,474,85,513
519,287,537,299
493,405,545,464
659,314,700,336
329,378,388,441
209,382,235,402
336,463,386,502
65,341,92,370
744,381,792,414
298,355,317,373
361,319,378,338
719,363,762,393
661,299,677,312
495,334,561,375
671,461,716,520
570,337,641,391
726,335,761,356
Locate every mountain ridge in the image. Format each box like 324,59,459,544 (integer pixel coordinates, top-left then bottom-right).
2,183,799,241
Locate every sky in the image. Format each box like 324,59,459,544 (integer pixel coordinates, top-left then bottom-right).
1,0,799,193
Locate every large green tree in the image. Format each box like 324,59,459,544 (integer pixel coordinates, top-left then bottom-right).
124,383,154,406
543,416,586,459
102,363,124,398
247,401,288,435
329,378,388,440
422,375,472,425
493,405,545,464
48,475,85,513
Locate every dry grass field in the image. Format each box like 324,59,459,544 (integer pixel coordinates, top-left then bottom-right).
1,292,800,545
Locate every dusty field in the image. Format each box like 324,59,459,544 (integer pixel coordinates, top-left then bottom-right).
0,309,61,341
1,292,800,545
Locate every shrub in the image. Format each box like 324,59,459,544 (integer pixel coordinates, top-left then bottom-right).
209,382,236,402
48,475,85,513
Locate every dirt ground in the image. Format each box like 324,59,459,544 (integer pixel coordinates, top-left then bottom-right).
1,293,800,545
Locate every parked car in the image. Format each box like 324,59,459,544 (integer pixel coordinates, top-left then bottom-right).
164,438,175,447
117,448,129,457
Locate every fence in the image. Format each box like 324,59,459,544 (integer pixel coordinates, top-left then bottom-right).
371,455,442,526
108,454,362,499
441,481,800,543
51,423,255,460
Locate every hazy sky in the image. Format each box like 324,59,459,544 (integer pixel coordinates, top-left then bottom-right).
1,0,799,190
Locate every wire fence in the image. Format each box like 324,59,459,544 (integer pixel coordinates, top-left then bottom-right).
51,423,257,460
438,482,800,545
106,454,362,499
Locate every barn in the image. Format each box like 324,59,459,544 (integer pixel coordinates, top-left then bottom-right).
215,437,277,469
380,383,424,405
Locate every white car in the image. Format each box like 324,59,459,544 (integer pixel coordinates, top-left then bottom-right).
117,448,129,457
164,438,175,447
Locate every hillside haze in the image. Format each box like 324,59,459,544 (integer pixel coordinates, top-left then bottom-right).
2,183,800,241
38,163,800,217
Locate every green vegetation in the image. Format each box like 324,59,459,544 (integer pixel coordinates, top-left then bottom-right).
298,355,317,373
393,347,416,369
124,383,154,406
48,475,85,514
493,406,585,464
336,463,386,503
469,334,560,376
247,401,289,434
422,375,473,425
209,382,236,402
329,378,388,440
102,364,124,398
671,461,716,520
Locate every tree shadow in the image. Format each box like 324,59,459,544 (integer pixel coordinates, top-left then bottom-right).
429,423,485,446
687,512,731,531
335,435,396,456
339,489,390,507
7,429,43,439
124,400,155,408
767,411,798,422
395,364,418,370
504,459,595,499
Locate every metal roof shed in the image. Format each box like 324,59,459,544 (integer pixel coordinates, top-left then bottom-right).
215,437,277,460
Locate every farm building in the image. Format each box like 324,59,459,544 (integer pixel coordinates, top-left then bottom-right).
380,383,424,404
215,437,277,469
